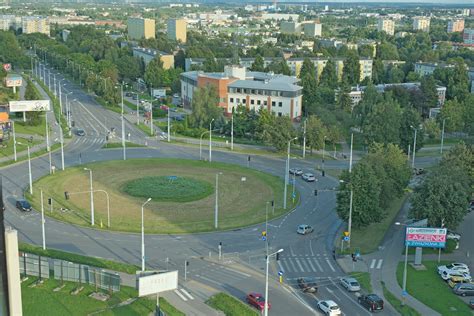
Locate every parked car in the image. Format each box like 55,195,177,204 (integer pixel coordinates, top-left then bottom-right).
448,275,473,288
447,231,461,241
340,277,361,292
297,277,317,293
317,300,341,316
453,283,474,296
125,92,132,97
75,128,85,136
302,173,316,182
469,299,474,309
296,224,314,235
246,292,269,311
442,270,471,281
438,263,470,275
16,200,32,212
358,294,384,312
289,168,303,176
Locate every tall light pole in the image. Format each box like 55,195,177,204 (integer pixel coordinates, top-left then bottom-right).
12,121,17,161
45,115,50,151
440,118,447,154
395,222,409,305
347,133,354,248
322,135,327,177
214,172,222,229
141,198,152,271
84,168,95,226
209,119,215,162
231,113,234,151
264,249,284,316
40,190,46,250
302,119,307,158
27,145,33,195
121,83,126,160
136,93,140,125
60,125,65,170
283,137,298,209
410,126,417,169
167,106,171,142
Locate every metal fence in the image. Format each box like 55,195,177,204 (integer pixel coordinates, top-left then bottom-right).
19,252,120,292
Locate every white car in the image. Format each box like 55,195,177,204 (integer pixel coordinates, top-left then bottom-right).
317,300,341,316
302,173,316,182
340,277,361,292
447,231,461,241
289,168,303,176
441,270,471,281
297,224,314,235
438,263,470,275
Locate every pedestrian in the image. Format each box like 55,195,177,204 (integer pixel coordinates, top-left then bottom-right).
51,165,56,174
332,249,336,260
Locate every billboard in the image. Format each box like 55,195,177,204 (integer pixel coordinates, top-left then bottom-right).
4,75,22,88
136,270,178,297
9,100,50,112
405,227,447,248
152,88,167,98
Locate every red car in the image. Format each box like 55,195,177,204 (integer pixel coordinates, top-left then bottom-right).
246,292,270,311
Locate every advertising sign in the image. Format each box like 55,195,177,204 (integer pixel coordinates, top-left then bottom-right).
3,64,11,72
9,100,50,112
405,227,447,248
4,74,22,87
152,88,167,98
137,270,178,297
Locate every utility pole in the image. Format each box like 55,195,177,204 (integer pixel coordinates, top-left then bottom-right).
347,133,354,248
121,83,126,160
231,113,234,151
209,119,214,162
440,118,446,154
167,106,170,142
27,146,33,195
215,173,219,229
40,190,46,250
302,119,306,158
12,121,17,161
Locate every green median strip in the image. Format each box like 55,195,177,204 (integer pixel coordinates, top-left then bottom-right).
381,281,421,316
102,142,146,149
206,292,259,316
349,272,372,293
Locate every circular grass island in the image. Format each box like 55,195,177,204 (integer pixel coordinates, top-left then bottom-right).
28,158,298,234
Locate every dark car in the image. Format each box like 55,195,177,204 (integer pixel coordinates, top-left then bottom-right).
76,129,85,136
297,277,318,293
358,294,384,312
16,200,32,212
469,299,474,309
125,92,132,97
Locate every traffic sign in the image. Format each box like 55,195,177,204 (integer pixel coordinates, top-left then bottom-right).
343,236,350,242
292,192,296,198
402,290,408,296
343,231,350,237
278,271,283,276
262,236,267,241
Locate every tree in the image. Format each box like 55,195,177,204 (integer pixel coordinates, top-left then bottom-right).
358,45,374,58
399,106,423,154
418,75,438,118
265,58,291,76
304,115,327,154
377,42,399,60
116,55,141,81
144,56,165,88
262,115,296,151
188,85,223,129
386,66,405,83
319,59,337,88
439,98,464,132
372,59,385,84
299,58,315,79
423,118,441,140
342,51,360,85
250,55,265,72
174,49,185,70
301,73,317,116
337,80,352,112
353,82,379,130
363,95,401,146
24,79,42,125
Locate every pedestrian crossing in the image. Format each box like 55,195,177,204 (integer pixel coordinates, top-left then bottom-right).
369,259,383,269
277,255,336,274
173,288,195,301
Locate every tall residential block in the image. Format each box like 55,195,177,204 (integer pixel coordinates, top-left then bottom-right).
377,18,395,36
21,16,50,35
447,19,465,33
463,29,474,45
167,19,187,43
303,22,322,37
127,17,155,40
413,17,430,32
0,15,16,31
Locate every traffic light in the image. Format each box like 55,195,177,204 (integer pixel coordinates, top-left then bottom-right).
271,200,274,207
64,191,69,200
186,260,189,266
276,253,280,261
48,198,52,205
314,189,318,196
248,156,251,162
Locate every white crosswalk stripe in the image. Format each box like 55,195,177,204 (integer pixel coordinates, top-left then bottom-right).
174,289,187,301
295,258,305,272
279,255,334,274
370,259,376,269
306,258,316,272
180,289,194,300
312,257,323,272
376,259,383,269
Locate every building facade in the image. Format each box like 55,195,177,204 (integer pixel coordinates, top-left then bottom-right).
181,66,303,120
302,22,322,37
127,17,155,40
447,19,464,33
21,16,49,35
167,19,187,43
413,17,430,32
0,15,16,31
132,47,174,69
464,29,474,45
377,18,395,36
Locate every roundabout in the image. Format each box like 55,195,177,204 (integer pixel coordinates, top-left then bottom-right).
27,158,297,234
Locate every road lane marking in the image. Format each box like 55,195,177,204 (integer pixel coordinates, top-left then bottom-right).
180,289,194,300
300,258,310,272
295,258,305,272
309,239,315,256
277,260,285,273
326,259,336,272
287,258,298,272
224,267,251,278
312,258,323,272
174,289,188,301
376,259,383,269
195,274,222,286
306,258,316,272
370,259,376,269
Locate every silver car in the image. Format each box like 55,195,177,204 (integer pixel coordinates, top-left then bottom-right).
340,277,361,292
302,173,316,182
297,224,314,235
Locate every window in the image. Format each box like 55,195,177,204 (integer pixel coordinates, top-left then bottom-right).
278,102,283,107
236,98,240,104
242,99,246,104
251,99,255,105
230,98,234,103
272,101,276,107
257,100,261,105
264,101,267,106
237,88,241,93
278,112,282,117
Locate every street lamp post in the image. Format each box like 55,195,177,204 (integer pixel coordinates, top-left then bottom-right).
27,145,33,195
215,173,222,229
84,168,95,226
167,106,171,143
440,118,447,154
322,135,327,177
12,121,17,161
347,133,354,248
302,119,307,158
141,198,152,271
395,222,409,304
264,249,284,316
410,126,417,169
283,137,297,209
121,84,126,160
60,125,65,170
209,119,215,162
231,113,234,151
136,93,140,125
40,190,46,250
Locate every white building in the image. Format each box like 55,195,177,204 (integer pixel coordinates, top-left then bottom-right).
21,16,50,35
377,18,395,36
413,17,430,32
0,15,16,31
464,29,474,45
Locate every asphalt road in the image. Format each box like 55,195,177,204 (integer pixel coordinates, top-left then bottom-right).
3,66,441,315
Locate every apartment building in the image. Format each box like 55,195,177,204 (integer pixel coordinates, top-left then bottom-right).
413,17,430,32
132,47,174,69
167,19,187,43
377,18,395,36
464,29,474,45
127,17,155,40
447,19,464,33
21,16,50,35
280,21,321,37
181,66,302,120
302,22,322,37
0,15,16,31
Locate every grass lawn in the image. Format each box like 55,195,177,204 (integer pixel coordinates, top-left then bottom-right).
13,118,46,136
102,142,145,149
21,277,183,316
136,122,155,136
349,272,372,293
95,97,122,115
19,243,139,274
0,137,42,158
396,261,472,315
0,143,61,168
344,195,407,254
381,281,421,316
206,292,258,316
28,158,297,234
